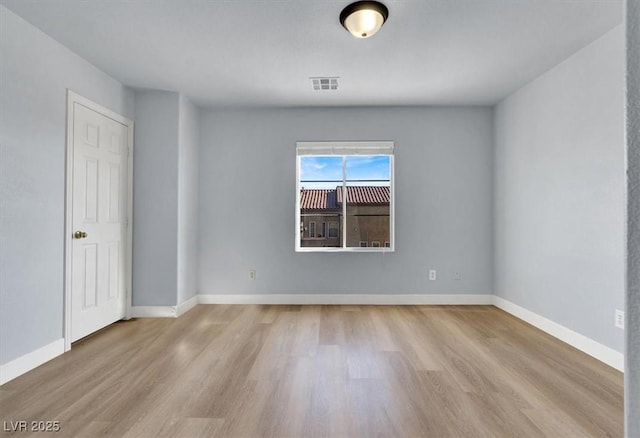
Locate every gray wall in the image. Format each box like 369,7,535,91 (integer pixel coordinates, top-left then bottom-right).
626,0,640,435
133,90,200,307
177,95,200,304
198,107,494,295
133,90,180,306
494,26,625,353
0,6,135,365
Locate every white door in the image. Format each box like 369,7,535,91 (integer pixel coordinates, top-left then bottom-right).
70,101,129,342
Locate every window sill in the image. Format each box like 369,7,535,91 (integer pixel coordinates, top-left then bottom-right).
296,247,395,253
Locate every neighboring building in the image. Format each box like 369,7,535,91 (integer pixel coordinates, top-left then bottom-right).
300,186,390,248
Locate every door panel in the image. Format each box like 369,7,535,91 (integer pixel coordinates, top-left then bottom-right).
71,102,128,342
107,241,119,301
85,123,99,147
81,243,98,309
83,158,98,223
107,163,120,222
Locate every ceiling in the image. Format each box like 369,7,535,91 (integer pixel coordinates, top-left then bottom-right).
1,0,623,108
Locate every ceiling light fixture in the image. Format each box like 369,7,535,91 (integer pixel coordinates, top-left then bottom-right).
340,1,389,39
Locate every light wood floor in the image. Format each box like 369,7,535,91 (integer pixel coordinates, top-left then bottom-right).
0,305,623,437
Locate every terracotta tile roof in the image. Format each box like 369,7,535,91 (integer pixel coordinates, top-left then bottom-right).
337,186,390,205
299,189,339,210
300,186,389,210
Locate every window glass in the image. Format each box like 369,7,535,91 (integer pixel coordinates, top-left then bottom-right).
299,156,343,248
345,156,391,248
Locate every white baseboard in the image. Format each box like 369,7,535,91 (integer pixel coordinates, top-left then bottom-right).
176,295,199,317
0,338,65,385
492,296,624,372
130,295,199,318
198,293,494,305
130,306,177,318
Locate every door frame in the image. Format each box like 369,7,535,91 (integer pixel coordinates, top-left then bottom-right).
63,90,134,352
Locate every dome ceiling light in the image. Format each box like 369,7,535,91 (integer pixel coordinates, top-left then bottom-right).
339,1,389,39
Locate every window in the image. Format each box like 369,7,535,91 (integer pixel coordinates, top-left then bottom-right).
328,221,339,238
296,141,394,252
309,221,316,238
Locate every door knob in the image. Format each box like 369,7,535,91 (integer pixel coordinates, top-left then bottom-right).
74,231,88,239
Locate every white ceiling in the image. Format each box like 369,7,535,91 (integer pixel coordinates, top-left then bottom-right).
1,0,623,108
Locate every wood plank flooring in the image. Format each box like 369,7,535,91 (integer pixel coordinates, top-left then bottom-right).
0,305,623,437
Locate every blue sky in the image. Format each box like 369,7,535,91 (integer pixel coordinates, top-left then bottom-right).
300,156,391,189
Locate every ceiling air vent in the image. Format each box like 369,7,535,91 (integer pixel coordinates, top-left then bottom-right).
311,77,339,91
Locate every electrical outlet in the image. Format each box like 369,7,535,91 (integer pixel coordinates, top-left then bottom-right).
454,271,461,280
428,269,437,281
615,309,624,330
249,269,256,280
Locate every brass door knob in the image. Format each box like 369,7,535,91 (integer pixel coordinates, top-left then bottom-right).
74,231,88,239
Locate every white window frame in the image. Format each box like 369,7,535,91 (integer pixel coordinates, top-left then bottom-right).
371,241,380,248
295,141,395,252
